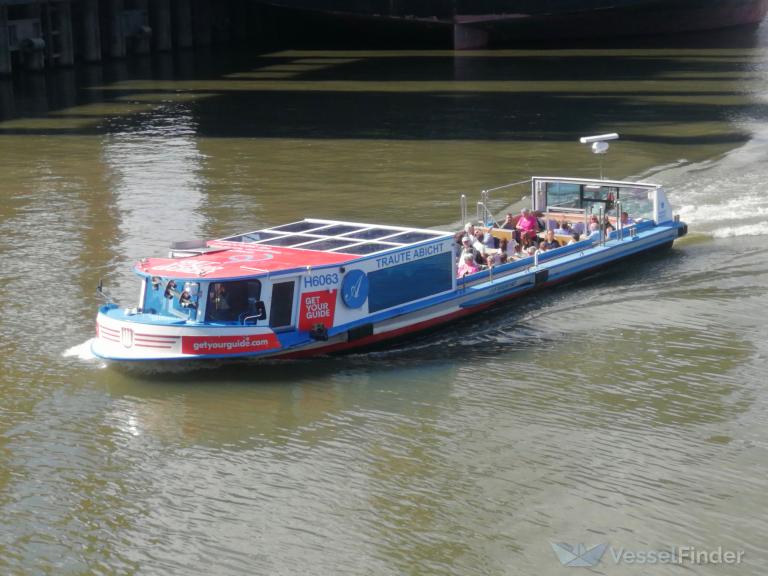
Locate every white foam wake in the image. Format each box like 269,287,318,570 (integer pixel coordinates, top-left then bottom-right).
62,339,100,362
648,124,768,239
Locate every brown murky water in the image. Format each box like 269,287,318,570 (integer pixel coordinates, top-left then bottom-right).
1,30,768,575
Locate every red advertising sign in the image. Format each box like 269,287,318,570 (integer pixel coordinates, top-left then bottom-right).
182,334,281,355
299,290,337,331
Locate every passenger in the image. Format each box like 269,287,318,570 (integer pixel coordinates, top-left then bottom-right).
605,223,615,237
542,229,560,250
460,235,478,262
473,229,495,254
515,208,539,242
457,252,479,277
620,211,635,226
499,237,518,261
208,283,230,320
587,222,601,239
501,213,516,230
554,220,572,235
538,241,549,252
464,222,475,238
568,232,581,245
454,231,466,257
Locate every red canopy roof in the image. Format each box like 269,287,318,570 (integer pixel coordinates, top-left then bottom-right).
135,240,356,279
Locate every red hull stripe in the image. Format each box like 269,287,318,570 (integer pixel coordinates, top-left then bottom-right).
135,333,180,340
281,304,492,358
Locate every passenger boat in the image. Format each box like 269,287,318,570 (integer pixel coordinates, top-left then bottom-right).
92,136,688,362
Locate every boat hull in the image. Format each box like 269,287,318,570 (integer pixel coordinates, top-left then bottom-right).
92,223,683,362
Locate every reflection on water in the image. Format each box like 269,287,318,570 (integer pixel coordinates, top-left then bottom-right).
103,103,208,290
2,32,768,575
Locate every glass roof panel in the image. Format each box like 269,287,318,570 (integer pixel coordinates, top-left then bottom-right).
269,221,325,233
343,227,403,240
311,224,365,236
339,242,398,255
381,231,444,244
296,238,360,251
258,234,317,247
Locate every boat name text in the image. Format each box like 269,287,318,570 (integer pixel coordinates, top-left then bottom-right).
375,243,444,269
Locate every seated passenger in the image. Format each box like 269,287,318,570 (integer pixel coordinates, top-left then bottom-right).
587,222,601,239
516,208,539,238
554,220,572,235
501,213,516,230
605,223,615,237
454,230,466,257
473,229,497,257
457,252,479,277
542,229,560,250
538,241,549,252
499,237,518,261
207,283,231,321
568,232,580,245
460,236,480,263
620,211,635,226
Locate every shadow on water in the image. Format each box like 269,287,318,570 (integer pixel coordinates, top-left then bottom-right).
1,23,767,146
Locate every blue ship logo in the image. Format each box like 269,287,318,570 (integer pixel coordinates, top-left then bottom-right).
550,542,608,567
341,269,368,308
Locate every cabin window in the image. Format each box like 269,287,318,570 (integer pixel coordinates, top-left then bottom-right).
618,186,655,221
205,280,263,323
546,182,581,208
368,251,453,313
143,276,165,314
269,281,296,329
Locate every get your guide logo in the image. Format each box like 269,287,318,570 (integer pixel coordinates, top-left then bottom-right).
550,541,744,567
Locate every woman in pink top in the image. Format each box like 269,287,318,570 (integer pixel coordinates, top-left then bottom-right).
457,252,479,277
515,208,539,244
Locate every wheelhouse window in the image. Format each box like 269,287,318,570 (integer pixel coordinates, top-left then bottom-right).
142,277,199,319
205,280,263,323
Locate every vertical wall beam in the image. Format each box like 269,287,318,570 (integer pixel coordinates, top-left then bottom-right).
81,0,102,62
173,0,193,49
133,0,151,55
57,1,75,66
0,5,11,76
211,0,231,45
192,0,211,47
150,0,172,52
108,0,126,58
24,3,45,70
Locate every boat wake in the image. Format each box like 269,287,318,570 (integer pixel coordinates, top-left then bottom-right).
650,127,768,239
62,339,103,364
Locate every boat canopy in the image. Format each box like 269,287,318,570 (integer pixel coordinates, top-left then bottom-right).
135,219,451,280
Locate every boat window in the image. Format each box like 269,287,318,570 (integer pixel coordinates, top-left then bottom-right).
205,280,263,323
618,186,655,221
546,182,581,208
583,185,618,207
269,281,296,329
143,276,166,314
368,252,453,313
